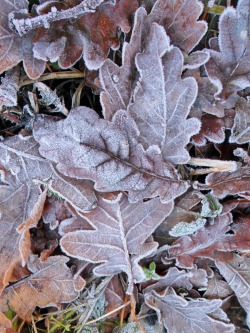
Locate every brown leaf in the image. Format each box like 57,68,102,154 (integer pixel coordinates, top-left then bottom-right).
33,0,138,70
0,311,15,333
42,197,71,230
104,275,128,318
1,255,85,322
0,0,45,79
60,193,173,294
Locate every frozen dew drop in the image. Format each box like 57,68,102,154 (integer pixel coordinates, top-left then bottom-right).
112,75,119,83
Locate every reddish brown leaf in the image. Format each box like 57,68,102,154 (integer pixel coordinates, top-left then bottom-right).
144,265,207,293
168,213,250,270
0,134,95,293
0,0,45,79
0,255,85,322
0,169,46,294
42,197,72,230
33,0,138,70
0,312,15,333
192,110,235,146
194,167,250,198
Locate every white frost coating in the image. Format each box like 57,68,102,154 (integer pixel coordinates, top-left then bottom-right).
169,218,206,237
9,0,107,36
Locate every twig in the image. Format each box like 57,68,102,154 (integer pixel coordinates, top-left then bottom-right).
31,316,38,333
130,294,146,333
9,0,115,36
19,71,85,88
120,294,129,327
81,301,130,326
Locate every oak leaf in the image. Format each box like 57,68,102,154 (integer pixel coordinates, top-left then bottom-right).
168,213,250,269
0,0,45,79
100,15,201,164
205,0,250,98
145,286,234,332
32,0,138,70
33,107,188,203
60,193,173,294
128,23,200,164
194,167,250,198
0,134,96,293
0,255,85,321
230,97,250,144
216,254,250,329
147,0,207,53
203,270,233,299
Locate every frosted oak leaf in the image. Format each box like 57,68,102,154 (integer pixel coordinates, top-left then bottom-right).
60,193,173,294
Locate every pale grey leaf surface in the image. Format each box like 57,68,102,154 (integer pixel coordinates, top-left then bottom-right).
145,266,207,292
216,255,250,328
205,0,250,97
100,7,146,121
147,0,207,52
167,213,233,269
204,271,233,299
0,67,20,109
0,135,97,212
0,171,46,294
230,97,250,144
145,286,234,332
183,50,210,70
0,255,85,321
60,193,173,294
128,23,200,164
33,107,189,203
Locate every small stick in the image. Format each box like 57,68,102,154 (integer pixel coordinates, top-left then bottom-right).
120,294,129,327
19,71,85,88
130,294,147,333
81,301,130,326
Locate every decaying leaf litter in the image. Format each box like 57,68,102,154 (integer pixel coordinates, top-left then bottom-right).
0,0,250,332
